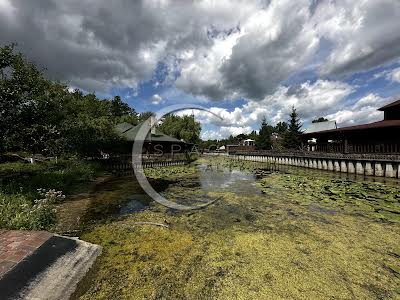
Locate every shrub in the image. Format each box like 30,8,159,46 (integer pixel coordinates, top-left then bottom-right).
0,189,62,230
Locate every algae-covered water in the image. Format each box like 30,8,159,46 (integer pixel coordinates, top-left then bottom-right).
63,157,400,299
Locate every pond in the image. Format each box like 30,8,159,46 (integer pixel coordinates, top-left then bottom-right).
62,157,399,299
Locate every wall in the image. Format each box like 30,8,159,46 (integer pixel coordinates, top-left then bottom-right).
224,153,400,179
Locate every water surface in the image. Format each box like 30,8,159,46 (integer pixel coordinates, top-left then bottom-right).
65,157,400,299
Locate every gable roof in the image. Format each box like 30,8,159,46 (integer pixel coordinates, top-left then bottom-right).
378,99,400,111
304,120,337,134
115,121,184,143
114,122,134,134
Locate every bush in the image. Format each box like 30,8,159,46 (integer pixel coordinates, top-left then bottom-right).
0,160,102,230
0,190,60,230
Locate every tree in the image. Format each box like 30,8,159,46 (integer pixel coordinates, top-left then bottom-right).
312,117,329,123
256,117,273,150
138,111,155,122
0,44,136,157
275,121,288,134
159,114,201,144
282,106,303,149
110,96,138,125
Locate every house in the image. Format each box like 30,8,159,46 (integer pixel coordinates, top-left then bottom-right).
302,99,400,153
226,139,256,154
115,118,187,154
242,139,255,146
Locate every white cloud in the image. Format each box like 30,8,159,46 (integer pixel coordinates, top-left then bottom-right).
0,0,15,19
150,94,162,105
195,79,353,127
387,67,400,83
326,93,387,126
317,0,400,76
1,0,400,112
201,126,253,140
191,79,354,139
176,0,320,100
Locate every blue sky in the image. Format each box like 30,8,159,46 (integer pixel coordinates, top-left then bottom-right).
1,0,400,140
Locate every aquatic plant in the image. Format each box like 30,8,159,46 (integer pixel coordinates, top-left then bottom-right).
144,165,198,180
76,157,400,299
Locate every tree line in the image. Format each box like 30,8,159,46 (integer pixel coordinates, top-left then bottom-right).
200,107,304,151
0,44,203,157
1,43,313,157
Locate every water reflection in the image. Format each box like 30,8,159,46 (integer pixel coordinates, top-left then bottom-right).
196,164,262,194
118,194,151,216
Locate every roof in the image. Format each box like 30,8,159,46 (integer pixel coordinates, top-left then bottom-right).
115,121,184,143
378,99,400,111
303,120,400,137
114,122,134,134
304,121,337,133
243,139,255,142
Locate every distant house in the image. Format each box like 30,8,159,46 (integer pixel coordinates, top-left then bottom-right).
302,99,400,153
115,118,186,154
242,139,255,146
225,139,256,153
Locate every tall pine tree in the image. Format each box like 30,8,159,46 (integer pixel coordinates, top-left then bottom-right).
283,106,303,149
256,117,273,150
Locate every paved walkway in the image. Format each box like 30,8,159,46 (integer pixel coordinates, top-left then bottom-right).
0,230,52,278
0,230,102,300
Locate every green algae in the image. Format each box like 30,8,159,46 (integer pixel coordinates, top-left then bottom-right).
144,165,198,180
257,168,400,223
75,157,400,299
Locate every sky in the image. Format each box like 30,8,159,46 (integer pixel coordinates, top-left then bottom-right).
1,0,400,140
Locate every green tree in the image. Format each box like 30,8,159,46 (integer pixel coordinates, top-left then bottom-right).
0,44,65,154
138,111,155,122
0,44,136,157
312,117,329,123
256,117,273,150
282,106,303,149
275,121,288,134
159,114,201,144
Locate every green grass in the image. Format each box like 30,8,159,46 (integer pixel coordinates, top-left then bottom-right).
0,160,104,230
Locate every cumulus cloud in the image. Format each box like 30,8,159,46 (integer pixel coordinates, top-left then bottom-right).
0,0,246,92
387,67,400,83
326,94,387,126
1,0,399,99
193,79,353,128
201,126,253,140
191,79,358,139
198,91,389,139
150,94,162,105
317,0,400,76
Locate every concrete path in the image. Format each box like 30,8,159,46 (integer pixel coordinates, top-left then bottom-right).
0,230,101,300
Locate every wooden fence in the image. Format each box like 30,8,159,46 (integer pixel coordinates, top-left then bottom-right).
98,153,190,172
